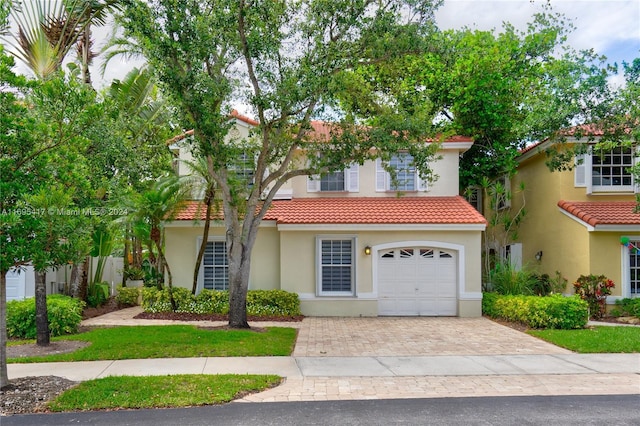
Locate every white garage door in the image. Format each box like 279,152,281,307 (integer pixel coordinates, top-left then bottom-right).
378,247,457,316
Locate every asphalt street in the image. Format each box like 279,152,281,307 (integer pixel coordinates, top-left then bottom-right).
3,394,639,426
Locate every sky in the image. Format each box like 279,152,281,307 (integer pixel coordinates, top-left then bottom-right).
435,0,640,85
6,0,640,89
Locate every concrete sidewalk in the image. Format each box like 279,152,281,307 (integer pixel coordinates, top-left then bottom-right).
8,308,640,401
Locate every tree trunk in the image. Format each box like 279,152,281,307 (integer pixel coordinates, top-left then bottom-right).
77,257,89,301
153,235,176,311
134,238,143,269
227,241,252,329
192,196,213,294
123,237,130,287
0,271,8,388
69,263,79,297
35,271,50,346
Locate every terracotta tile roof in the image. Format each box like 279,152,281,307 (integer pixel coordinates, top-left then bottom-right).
557,200,640,227
306,121,473,144
173,197,487,225
170,117,472,146
229,109,259,126
174,201,224,221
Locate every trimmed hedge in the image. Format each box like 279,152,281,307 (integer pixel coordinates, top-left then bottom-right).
7,295,85,339
141,287,301,317
482,292,588,329
611,298,640,319
115,286,141,306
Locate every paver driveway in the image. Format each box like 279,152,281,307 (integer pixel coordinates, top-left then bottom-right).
293,317,572,357
83,308,572,356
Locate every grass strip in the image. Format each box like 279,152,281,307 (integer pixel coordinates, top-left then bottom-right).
47,374,281,412
9,325,297,362
528,326,640,353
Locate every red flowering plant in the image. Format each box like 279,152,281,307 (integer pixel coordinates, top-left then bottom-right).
573,274,615,319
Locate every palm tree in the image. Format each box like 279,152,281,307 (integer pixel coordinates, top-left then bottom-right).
6,0,121,82
184,155,219,294
127,176,190,311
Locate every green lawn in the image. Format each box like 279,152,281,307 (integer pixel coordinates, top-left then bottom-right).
528,326,640,353
47,374,281,412
9,325,297,363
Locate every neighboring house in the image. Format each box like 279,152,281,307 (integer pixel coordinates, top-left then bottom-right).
165,111,487,317
502,131,639,301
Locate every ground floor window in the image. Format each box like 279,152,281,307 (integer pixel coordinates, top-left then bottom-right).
630,240,640,296
203,240,228,290
317,237,355,295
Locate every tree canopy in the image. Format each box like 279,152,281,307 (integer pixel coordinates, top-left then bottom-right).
118,0,445,327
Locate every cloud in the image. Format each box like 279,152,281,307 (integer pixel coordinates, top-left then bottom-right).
434,0,640,63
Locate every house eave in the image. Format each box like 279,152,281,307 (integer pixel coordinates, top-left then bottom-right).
558,208,638,232
163,220,278,228
276,223,486,232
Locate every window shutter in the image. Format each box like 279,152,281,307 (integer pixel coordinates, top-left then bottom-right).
574,154,586,187
375,159,387,191
307,175,320,192
585,151,593,195
347,163,359,192
417,169,429,191
635,147,640,194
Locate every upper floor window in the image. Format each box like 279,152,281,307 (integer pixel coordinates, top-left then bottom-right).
230,151,256,188
308,164,359,193
494,175,511,210
465,186,483,214
575,146,636,193
376,153,428,192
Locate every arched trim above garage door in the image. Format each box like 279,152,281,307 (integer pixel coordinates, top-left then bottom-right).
371,240,466,300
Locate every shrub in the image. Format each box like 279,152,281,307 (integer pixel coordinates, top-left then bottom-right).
195,289,229,314
87,281,110,308
530,273,551,296
573,274,615,319
482,292,588,329
247,290,301,316
142,288,301,316
116,286,141,306
141,287,195,313
530,272,569,296
488,261,537,295
610,298,640,319
7,295,85,339
548,271,569,294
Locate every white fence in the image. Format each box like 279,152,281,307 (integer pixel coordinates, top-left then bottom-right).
5,257,124,302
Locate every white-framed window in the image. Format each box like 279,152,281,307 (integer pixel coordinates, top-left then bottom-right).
316,236,356,296
622,238,640,298
230,151,256,188
376,153,428,192
495,175,511,210
307,163,359,192
465,186,483,214
631,244,639,296
202,240,228,291
575,146,636,193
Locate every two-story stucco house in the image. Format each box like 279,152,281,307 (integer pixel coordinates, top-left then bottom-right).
504,131,640,302
164,111,487,317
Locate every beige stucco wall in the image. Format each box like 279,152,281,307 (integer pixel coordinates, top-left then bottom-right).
507,143,635,296
164,223,281,291
290,149,462,198
279,229,483,317
165,223,483,317
588,232,627,297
